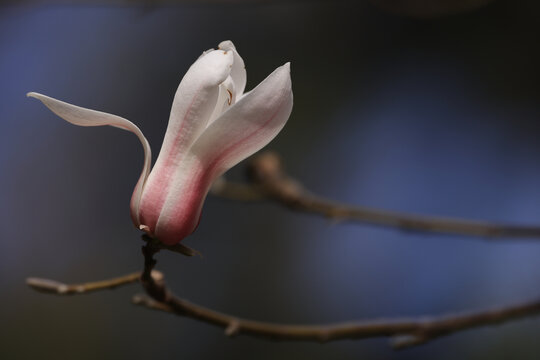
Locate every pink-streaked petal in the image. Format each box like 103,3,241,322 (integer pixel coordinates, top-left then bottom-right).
191,62,293,181
152,155,208,245
218,40,247,96
137,50,233,235
27,92,151,225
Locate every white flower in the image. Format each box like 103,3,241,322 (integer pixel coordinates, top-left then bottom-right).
28,40,293,245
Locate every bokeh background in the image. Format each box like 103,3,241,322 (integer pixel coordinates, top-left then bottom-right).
2,0,540,359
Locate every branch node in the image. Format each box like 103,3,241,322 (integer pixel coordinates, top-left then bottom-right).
26,277,68,294
150,270,164,282
391,334,429,349
225,320,241,337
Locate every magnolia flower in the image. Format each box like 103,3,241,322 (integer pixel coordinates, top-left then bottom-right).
28,40,293,245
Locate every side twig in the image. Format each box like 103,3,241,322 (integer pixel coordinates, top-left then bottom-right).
210,151,540,240
26,272,142,295
134,243,540,349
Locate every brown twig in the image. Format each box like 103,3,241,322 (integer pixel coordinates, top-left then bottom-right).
210,151,540,240
26,272,142,295
134,243,540,349
26,243,540,349
132,293,540,348
24,235,194,296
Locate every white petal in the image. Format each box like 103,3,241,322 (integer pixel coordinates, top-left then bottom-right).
27,92,151,224
218,40,247,96
190,62,292,180
207,75,236,126
158,49,233,163
197,48,215,60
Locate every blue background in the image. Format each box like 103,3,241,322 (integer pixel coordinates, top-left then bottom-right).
1,1,540,359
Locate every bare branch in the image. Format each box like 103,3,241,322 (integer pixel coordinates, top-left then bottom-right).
27,242,540,349
26,272,142,295
25,236,192,297
211,152,540,240
135,243,540,349
132,293,540,347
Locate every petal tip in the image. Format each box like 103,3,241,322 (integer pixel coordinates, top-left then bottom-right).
275,63,292,84
27,92,49,102
218,40,235,51
274,63,290,76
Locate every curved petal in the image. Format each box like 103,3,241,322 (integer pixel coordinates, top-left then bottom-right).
191,62,293,183
160,49,233,160
218,40,247,96
27,92,151,225
137,50,233,234
208,75,236,126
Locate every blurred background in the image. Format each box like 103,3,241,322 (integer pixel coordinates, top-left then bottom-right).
2,0,540,359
